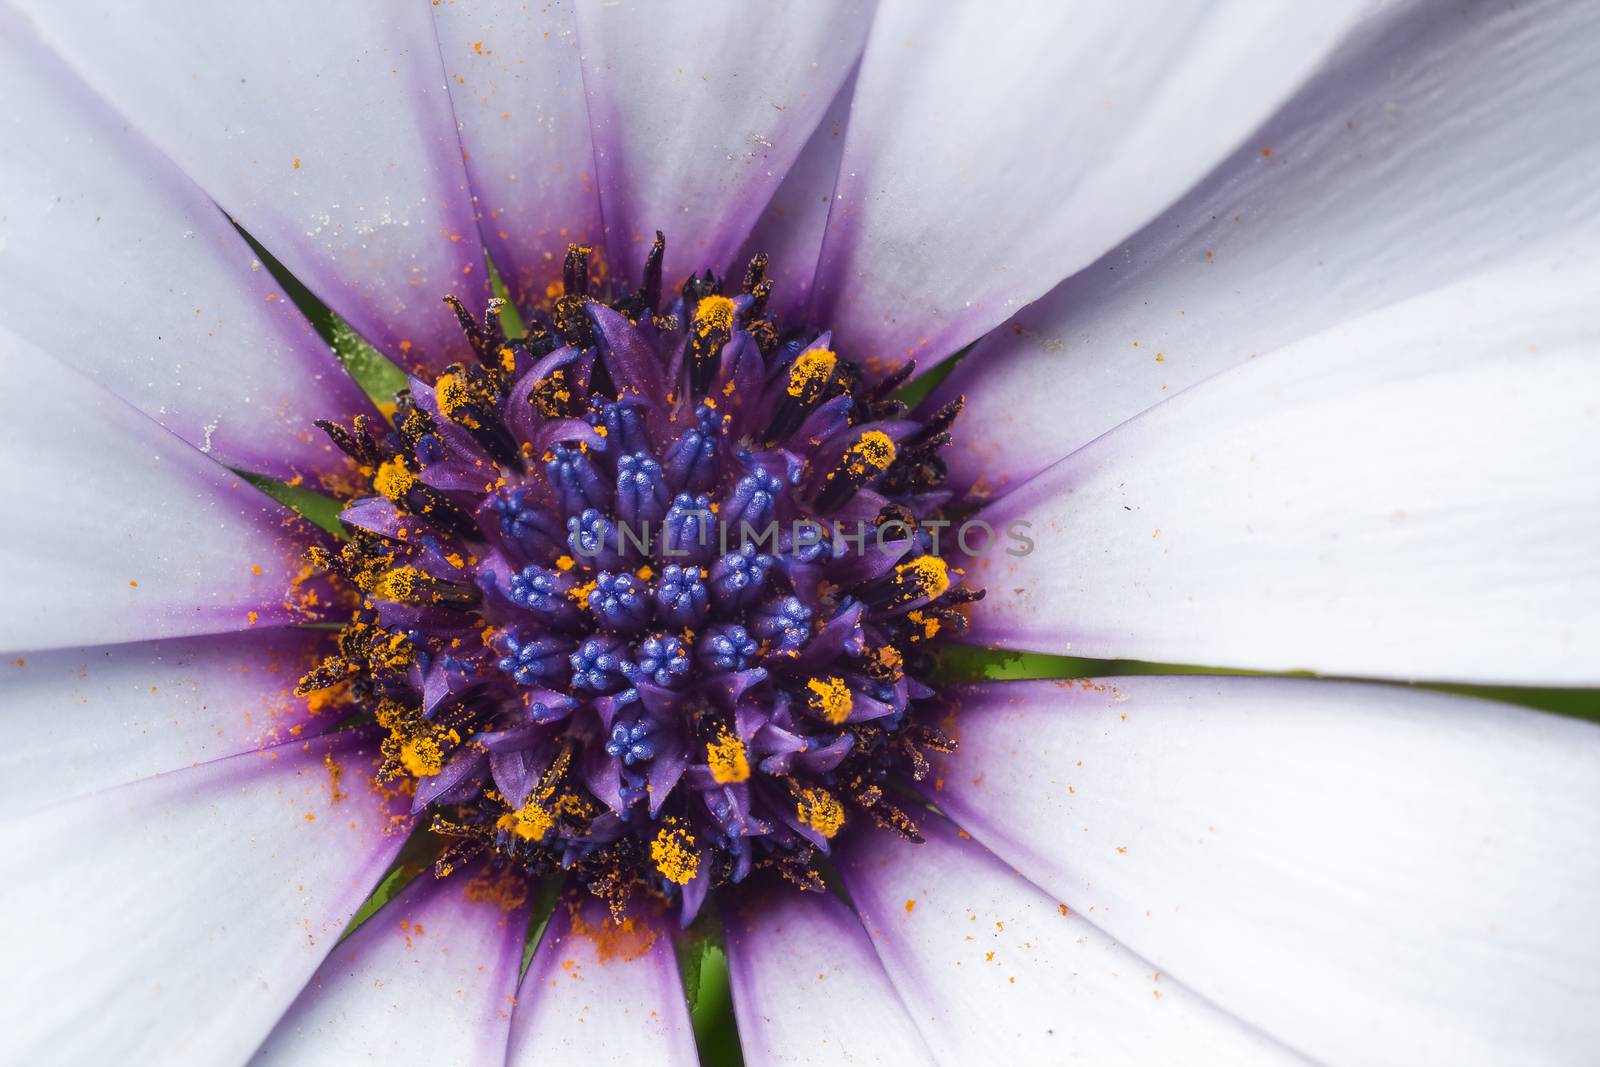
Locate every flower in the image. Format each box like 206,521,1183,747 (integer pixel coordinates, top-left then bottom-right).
1,3,1597,1067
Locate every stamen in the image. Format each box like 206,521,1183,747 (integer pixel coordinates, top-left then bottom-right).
890,555,952,607
497,798,555,842
651,822,700,885
805,676,854,725
706,729,751,784
303,230,977,921
795,786,846,838
815,429,897,512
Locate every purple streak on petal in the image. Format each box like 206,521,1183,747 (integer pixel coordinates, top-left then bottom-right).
723,885,933,1065
960,261,1600,684
507,894,696,1066
926,677,1600,1066
0,628,336,813
836,812,1293,1064
431,0,603,311
252,868,528,1067
808,2,1373,376
933,0,1600,501
735,66,858,326
0,10,374,484
574,0,874,286
16,0,489,374
1,340,331,654
0,729,413,1065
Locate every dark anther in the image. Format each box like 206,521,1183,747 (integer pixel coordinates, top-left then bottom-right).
688,293,732,398
853,787,923,843
904,722,958,755
295,655,353,696
551,248,597,347
746,316,779,355
551,293,594,348
741,252,768,294
442,293,508,365
813,430,897,513
435,364,525,472
771,856,826,893
871,359,918,401
906,395,964,447
373,569,482,610
747,278,773,321
394,392,431,450
520,317,561,359
681,269,722,305
688,336,720,397
470,421,524,473
562,243,592,298
640,230,666,314
315,416,380,466
396,482,483,544
766,347,841,441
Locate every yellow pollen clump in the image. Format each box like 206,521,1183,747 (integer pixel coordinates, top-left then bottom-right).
806,676,854,725
373,457,416,502
434,373,481,429
845,430,896,476
399,735,444,777
895,555,951,601
497,798,555,842
706,730,751,784
786,348,837,400
369,565,427,602
651,823,700,885
796,787,846,839
693,294,735,336
872,644,904,677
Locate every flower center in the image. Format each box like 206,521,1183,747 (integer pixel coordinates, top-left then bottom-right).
301,236,978,922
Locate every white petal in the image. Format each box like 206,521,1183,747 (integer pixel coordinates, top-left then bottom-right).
810,0,1374,372
0,10,371,483
432,0,604,310
0,338,326,654
735,71,857,326
937,0,1600,496
251,872,527,1067
723,887,933,1066
837,817,1298,1065
0,630,329,813
574,0,874,287
15,0,487,373
0,731,410,1066
506,895,697,1065
967,258,1600,683
933,678,1600,1065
